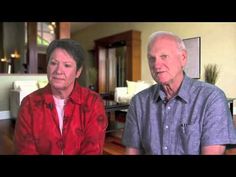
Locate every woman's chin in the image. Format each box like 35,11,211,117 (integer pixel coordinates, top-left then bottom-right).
51,84,65,90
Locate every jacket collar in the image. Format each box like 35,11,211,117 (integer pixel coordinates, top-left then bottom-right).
42,81,83,105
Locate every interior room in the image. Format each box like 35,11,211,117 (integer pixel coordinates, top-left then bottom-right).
0,22,236,155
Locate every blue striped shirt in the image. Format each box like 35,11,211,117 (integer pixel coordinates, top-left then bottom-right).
122,75,236,154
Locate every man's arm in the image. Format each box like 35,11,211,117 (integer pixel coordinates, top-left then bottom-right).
201,145,225,155
201,88,236,155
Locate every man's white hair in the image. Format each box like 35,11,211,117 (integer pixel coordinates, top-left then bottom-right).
147,31,186,52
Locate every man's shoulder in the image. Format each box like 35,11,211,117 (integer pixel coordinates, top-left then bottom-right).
131,84,158,104
191,79,213,89
135,84,157,96
190,79,223,94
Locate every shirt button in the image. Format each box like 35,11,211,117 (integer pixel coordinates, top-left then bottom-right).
167,106,171,110
164,146,168,150
57,139,64,149
165,125,168,129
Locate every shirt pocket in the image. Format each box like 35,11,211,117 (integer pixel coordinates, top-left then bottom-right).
176,123,201,154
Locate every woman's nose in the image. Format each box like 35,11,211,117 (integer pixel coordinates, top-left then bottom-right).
55,63,63,73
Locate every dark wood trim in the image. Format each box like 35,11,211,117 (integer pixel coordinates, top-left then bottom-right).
56,22,71,39
27,22,71,74
95,30,141,93
27,22,37,73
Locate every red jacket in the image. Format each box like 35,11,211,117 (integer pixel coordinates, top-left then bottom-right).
14,82,108,155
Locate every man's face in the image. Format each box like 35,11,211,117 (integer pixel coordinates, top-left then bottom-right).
148,37,187,85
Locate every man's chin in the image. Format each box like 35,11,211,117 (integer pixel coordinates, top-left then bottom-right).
157,78,170,85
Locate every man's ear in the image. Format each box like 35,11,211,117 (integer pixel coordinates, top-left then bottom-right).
76,67,83,78
180,49,187,67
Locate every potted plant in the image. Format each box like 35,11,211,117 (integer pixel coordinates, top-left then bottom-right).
204,64,220,85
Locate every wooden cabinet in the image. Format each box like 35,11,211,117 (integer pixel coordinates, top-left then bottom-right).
95,30,141,94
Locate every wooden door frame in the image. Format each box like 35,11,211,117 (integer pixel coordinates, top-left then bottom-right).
27,22,71,73
95,30,141,93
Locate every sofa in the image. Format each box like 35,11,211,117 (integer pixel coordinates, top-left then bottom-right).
9,80,48,118
114,80,154,103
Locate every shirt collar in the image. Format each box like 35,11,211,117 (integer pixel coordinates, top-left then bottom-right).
177,75,191,103
153,74,191,103
42,81,83,105
69,81,83,105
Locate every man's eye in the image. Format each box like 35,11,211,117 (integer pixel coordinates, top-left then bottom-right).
160,55,168,59
148,56,155,61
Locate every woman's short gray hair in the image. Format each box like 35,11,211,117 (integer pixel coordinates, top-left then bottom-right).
46,39,85,71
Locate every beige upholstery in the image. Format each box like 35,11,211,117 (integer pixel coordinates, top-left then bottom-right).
9,80,48,118
114,80,154,103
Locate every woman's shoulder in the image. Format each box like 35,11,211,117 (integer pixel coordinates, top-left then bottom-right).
21,86,50,105
73,84,102,103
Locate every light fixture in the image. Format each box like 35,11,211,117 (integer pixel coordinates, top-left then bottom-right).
10,49,20,59
0,49,20,73
1,56,7,62
1,49,20,63
48,22,56,34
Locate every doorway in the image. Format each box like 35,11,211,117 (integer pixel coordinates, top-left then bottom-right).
95,30,141,94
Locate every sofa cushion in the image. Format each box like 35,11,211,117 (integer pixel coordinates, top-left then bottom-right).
126,80,138,95
38,80,48,88
115,80,153,104
114,87,128,103
126,80,152,95
13,80,38,92
135,81,151,94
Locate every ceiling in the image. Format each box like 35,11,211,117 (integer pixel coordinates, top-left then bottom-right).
70,22,97,34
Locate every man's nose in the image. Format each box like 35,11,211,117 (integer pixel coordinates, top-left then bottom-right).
154,58,163,69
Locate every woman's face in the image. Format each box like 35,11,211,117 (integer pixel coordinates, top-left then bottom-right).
47,48,81,91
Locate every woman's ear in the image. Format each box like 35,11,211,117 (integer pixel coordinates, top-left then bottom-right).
76,67,83,78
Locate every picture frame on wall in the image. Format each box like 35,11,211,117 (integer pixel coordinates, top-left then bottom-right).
183,37,201,79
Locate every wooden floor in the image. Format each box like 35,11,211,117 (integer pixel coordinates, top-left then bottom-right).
1,117,236,155
0,119,15,155
103,136,125,155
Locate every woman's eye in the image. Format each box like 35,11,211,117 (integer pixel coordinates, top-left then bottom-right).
64,64,72,67
50,61,57,65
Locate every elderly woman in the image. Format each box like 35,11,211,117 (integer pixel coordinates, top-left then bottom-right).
14,39,108,155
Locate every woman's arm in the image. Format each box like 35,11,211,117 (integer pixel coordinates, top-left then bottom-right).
14,98,39,155
79,95,108,154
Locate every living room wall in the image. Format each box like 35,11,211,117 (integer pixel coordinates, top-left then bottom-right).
72,22,236,102
0,74,47,113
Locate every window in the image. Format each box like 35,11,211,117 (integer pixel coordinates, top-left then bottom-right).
37,22,56,46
